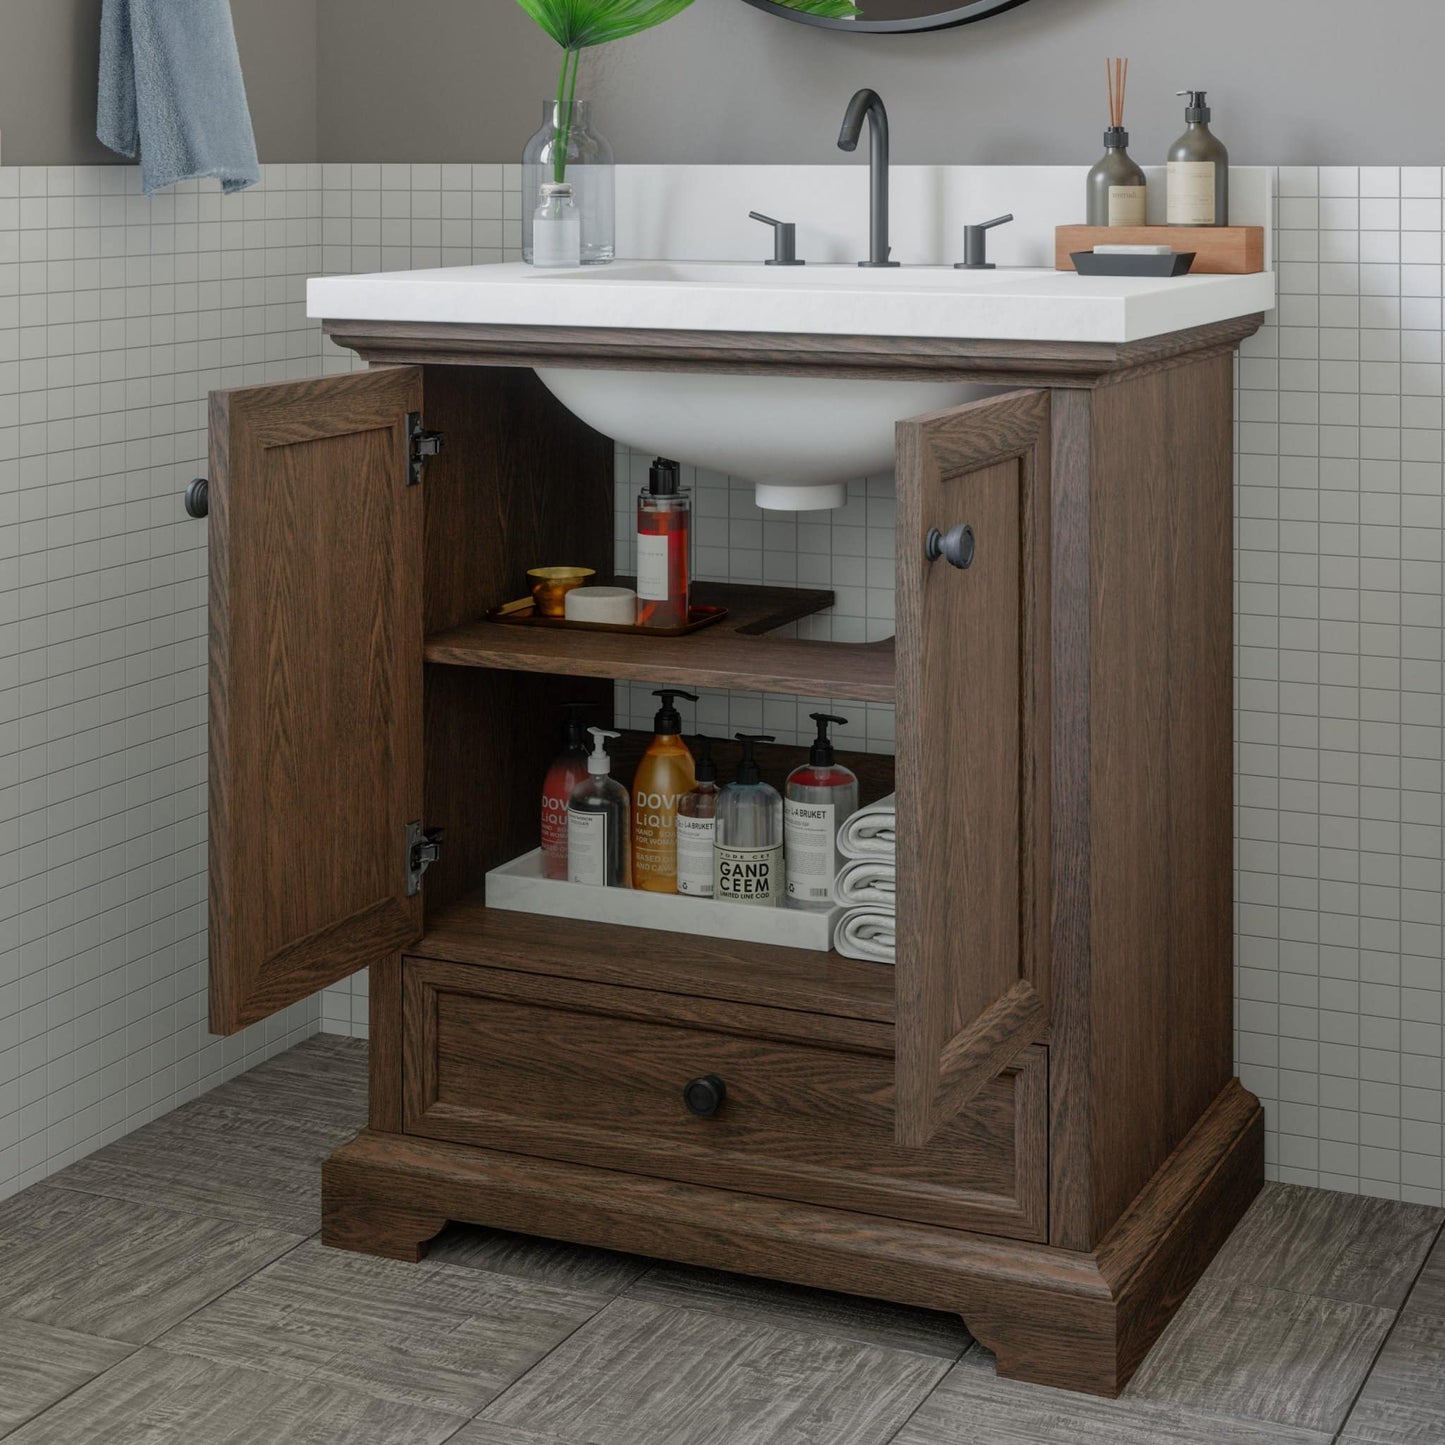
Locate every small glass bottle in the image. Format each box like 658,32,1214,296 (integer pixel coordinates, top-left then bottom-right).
521,98,615,265
531,182,581,269
1086,128,1147,227
676,736,720,899
636,457,691,629
714,734,783,908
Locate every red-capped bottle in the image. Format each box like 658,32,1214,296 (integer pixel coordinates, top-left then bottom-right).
636,457,690,629
540,701,592,880
784,713,860,911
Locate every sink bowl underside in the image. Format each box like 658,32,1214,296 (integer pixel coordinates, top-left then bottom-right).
534,368,1000,510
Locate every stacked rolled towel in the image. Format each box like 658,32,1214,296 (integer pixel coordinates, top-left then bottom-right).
833,793,897,964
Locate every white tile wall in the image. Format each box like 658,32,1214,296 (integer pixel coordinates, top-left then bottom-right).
11,160,1445,1212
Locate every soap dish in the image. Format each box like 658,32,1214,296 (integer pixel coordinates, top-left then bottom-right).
1071,250,1196,278
486,596,730,636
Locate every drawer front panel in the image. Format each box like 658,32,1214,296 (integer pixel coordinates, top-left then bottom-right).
404,957,1046,1240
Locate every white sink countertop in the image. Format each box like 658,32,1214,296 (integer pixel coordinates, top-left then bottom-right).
309,257,1275,346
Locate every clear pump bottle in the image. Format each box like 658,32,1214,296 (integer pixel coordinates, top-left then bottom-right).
714,733,783,907
784,713,859,910
567,727,630,888
676,736,720,899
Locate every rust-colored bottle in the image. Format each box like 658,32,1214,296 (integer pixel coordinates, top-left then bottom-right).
636,457,690,628
632,689,698,893
540,701,592,880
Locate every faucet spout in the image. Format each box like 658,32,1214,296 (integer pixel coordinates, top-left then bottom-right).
837,89,898,268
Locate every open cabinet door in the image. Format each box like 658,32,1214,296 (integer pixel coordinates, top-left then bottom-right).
895,389,1052,1147
208,368,425,1034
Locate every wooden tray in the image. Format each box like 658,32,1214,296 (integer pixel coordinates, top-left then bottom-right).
1055,225,1264,274
487,595,729,637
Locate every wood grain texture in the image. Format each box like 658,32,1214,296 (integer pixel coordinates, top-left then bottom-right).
427,589,896,703
322,1079,1260,1399
893,1347,1333,1445
368,954,405,1133
0,1318,134,1437
404,959,1046,1240
5,1348,466,1445
1055,226,1266,274
1340,1316,1445,1444
411,892,896,1024
323,315,1266,389
895,389,1051,1147
477,1297,949,1445
1127,1281,1396,1434
0,1187,300,1344
429,1222,651,1295
207,367,424,1035
156,1238,608,1418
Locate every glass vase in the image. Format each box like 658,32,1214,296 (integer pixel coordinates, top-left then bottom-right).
522,99,615,266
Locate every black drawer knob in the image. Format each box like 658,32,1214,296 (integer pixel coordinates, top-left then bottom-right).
926,523,974,569
683,1074,727,1118
184,478,209,519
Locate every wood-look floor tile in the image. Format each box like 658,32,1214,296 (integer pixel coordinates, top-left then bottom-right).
1340,1313,1445,1443
481,1297,948,1445
199,1035,368,1129
1205,1182,1444,1308
428,1221,651,1294
625,1262,972,1359
49,1097,348,1233
451,1429,596,1445
0,1187,301,1346
1397,1231,1445,1319
0,1318,135,1438
890,1348,1333,1445
1127,1279,1396,1433
5,1348,464,1445
156,1237,608,1417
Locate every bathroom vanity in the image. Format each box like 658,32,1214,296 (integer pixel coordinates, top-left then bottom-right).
199,200,1273,1396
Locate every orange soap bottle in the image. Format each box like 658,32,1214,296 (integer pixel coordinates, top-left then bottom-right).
632,688,699,893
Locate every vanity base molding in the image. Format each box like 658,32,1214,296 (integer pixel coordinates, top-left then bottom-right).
322,1079,1262,1398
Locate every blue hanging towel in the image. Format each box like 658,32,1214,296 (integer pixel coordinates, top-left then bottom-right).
97,0,260,195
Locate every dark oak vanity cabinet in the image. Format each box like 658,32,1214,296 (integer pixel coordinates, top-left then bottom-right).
203,314,1265,1396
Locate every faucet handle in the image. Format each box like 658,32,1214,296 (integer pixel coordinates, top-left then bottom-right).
955,213,1014,271
749,211,806,267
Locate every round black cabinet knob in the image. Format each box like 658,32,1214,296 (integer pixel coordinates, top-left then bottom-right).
925,523,975,570
184,478,209,519
682,1074,727,1118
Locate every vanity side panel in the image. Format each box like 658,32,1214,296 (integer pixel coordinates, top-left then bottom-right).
1083,356,1237,1239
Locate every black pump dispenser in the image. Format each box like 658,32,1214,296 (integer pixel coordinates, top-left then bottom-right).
649,457,681,497
1179,90,1210,123
693,736,718,784
651,688,698,734
808,713,847,768
558,701,592,750
733,733,775,785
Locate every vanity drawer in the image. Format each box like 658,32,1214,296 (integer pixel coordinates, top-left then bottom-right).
402,956,1046,1241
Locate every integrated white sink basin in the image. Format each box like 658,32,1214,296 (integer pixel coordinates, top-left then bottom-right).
310,249,1274,509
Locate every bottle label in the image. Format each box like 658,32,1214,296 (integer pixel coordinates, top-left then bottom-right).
715,842,783,907
676,813,715,897
567,807,610,886
634,787,685,887
1167,161,1216,225
1107,184,1146,227
636,532,670,601
541,792,570,879
784,799,837,905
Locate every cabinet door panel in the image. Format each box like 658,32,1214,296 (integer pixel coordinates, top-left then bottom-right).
208,368,425,1034
895,389,1051,1147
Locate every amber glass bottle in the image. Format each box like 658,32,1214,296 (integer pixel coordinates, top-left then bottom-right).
632,689,698,893
636,457,690,628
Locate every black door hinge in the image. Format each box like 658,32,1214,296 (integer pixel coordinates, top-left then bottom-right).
405,821,444,896
407,412,444,486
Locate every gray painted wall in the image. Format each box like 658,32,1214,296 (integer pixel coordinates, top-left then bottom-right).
0,0,318,164
315,0,1445,167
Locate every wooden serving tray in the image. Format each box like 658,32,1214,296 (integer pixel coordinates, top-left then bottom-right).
487,595,729,637
1055,225,1264,275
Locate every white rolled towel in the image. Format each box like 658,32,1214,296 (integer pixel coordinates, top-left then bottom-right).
835,858,896,907
838,793,896,861
834,906,896,965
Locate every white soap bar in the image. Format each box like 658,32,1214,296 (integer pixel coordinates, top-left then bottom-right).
1092,244,1173,256
564,585,637,625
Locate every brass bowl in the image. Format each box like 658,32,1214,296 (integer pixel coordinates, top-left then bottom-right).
527,566,596,617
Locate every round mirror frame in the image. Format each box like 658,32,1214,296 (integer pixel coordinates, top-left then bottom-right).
740,0,1032,33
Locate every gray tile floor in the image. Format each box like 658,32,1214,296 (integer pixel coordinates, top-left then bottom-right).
3,1035,1443,1445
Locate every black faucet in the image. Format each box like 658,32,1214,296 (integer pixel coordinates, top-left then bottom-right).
837,89,899,268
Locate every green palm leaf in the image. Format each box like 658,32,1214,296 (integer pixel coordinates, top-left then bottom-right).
514,0,695,50
775,0,863,15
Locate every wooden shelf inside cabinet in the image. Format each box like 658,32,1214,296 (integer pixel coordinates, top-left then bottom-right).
413,891,896,1027
423,580,896,705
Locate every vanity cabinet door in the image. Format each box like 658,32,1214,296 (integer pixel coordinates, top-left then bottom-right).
894,389,1052,1148
207,369,426,1034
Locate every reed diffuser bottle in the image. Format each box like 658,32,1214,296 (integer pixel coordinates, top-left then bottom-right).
1086,58,1146,227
